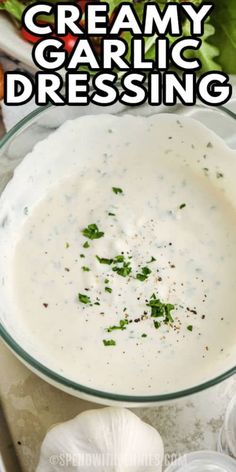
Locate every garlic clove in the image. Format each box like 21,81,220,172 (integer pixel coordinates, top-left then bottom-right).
36,407,164,471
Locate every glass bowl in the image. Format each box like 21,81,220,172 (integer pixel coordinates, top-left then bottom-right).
165,451,236,472
0,101,236,406
218,393,236,458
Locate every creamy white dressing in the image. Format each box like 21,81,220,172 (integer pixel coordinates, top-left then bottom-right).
1,114,236,396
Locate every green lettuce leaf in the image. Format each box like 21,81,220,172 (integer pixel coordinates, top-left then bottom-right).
0,0,61,23
209,0,236,73
0,0,25,22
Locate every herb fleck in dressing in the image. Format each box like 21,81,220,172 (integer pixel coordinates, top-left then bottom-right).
3,114,236,395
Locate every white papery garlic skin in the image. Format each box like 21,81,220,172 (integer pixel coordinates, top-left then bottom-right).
36,407,164,471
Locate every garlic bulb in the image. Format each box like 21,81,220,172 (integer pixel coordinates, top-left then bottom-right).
36,407,164,471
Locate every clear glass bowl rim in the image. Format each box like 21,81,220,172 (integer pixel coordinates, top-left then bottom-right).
0,103,236,404
165,450,236,472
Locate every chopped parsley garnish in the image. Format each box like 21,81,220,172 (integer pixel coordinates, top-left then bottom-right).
216,172,224,179
96,254,132,277
103,339,116,346
113,255,125,263
105,286,112,293
78,293,91,304
113,260,132,277
153,320,161,329
80,254,85,258
164,306,175,324
187,325,193,332
207,142,213,148
147,256,156,263
65,242,70,248
146,294,175,325
96,255,113,265
179,203,186,210
106,319,129,333
136,266,152,281
82,224,104,240
112,187,123,195
76,197,179,340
